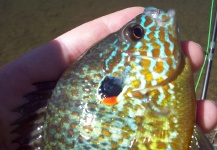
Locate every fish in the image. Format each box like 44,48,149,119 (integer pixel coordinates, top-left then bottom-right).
11,7,214,150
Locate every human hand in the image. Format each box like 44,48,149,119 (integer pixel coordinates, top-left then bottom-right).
181,41,217,133
0,7,216,150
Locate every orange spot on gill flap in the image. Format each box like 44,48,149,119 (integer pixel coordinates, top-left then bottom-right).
102,96,118,106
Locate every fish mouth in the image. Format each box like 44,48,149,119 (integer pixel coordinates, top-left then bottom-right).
144,7,176,27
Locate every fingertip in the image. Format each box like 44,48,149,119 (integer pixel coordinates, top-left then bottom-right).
196,100,217,133
101,7,144,32
56,7,144,63
181,41,204,72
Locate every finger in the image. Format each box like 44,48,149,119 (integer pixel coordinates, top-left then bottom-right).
0,7,144,113
181,41,204,72
5,7,144,84
56,7,144,62
196,100,217,133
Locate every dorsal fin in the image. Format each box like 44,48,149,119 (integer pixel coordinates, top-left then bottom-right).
189,125,214,150
11,81,57,149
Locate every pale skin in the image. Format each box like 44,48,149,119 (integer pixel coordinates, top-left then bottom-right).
0,7,216,150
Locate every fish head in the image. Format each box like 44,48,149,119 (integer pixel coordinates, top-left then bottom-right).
96,8,197,149
98,7,183,105
96,8,196,150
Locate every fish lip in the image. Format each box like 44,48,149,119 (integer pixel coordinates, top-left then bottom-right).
144,7,176,27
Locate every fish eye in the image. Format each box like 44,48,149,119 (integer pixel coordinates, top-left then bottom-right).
129,24,144,41
122,24,144,42
132,25,144,39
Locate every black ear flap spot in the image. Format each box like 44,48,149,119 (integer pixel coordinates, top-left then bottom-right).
98,76,123,105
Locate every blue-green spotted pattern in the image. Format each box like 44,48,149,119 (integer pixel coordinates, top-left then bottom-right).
42,7,196,149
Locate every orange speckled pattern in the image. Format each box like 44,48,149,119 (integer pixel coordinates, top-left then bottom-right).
42,7,196,149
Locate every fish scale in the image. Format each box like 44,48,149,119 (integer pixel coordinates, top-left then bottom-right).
12,7,214,150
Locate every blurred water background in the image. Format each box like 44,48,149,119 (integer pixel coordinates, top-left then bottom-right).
0,0,216,147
